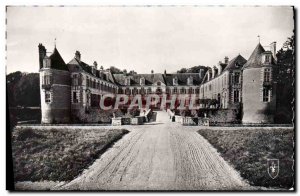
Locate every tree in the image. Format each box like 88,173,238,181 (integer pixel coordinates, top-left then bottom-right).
177,68,187,73
7,72,40,107
128,70,137,75
109,66,123,74
275,35,294,123
177,65,208,73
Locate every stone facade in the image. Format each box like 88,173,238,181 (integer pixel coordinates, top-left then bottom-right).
39,41,277,124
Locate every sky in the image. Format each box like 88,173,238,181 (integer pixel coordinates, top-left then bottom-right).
6,6,294,74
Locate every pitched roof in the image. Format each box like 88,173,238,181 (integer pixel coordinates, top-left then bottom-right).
113,73,204,86
164,73,203,86
242,43,266,69
49,47,68,71
113,73,165,86
67,58,115,83
223,54,247,71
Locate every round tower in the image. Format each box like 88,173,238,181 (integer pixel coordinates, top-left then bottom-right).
242,43,277,124
39,44,71,123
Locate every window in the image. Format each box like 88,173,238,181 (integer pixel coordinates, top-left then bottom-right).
86,77,90,87
264,69,271,82
263,87,270,102
45,91,51,103
125,88,130,95
157,81,161,86
156,87,162,94
93,80,96,88
43,58,51,68
73,91,78,103
233,90,239,103
173,87,177,94
133,88,138,95
265,55,271,63
43,75,52,85
173,77,178,85
140,87,145,95
187,76,193,85
233,72,240,84
166,88,170,94
72,74,79,86
147,87,152,94
209,84,212,91
126,78,131,86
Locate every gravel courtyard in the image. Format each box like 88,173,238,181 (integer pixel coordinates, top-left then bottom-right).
59,111,252,191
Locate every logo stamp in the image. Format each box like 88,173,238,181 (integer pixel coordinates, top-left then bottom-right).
267,159,279,179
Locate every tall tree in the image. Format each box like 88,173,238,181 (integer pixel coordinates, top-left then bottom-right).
275,35,294,123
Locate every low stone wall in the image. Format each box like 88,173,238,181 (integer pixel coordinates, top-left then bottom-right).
131,116,144,125
181,117,210,126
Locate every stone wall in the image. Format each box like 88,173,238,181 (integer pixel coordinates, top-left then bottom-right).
242,68,276,123
40,69,71,123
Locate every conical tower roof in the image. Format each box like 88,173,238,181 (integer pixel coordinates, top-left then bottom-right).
243,43,265,69
49,47,68,71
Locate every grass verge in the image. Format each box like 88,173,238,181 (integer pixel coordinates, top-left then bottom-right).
12,127,129,182
198,127,294,189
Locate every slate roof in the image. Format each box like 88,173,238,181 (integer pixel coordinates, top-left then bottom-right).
164,73,203,86
49,47,68,71
113,73,204,86
67,58,115,83
242,43,275,69
113,74,165,86
223,54,247,71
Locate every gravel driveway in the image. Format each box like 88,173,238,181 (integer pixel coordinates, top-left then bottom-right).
59,111,251,191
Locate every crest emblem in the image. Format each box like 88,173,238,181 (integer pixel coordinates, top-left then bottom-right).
267,159,279,179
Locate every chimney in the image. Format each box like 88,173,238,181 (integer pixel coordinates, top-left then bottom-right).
224,56,229,64
75,51,81,62
217,62,222,75
38,43,46,69
164,69,167,75
93,61,98,69
151,70,154,74
270,42,277,60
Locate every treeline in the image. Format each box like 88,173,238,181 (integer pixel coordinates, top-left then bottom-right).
176,65,208,73
7,71,40,107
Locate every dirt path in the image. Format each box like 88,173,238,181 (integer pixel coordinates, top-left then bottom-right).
59,111,251,190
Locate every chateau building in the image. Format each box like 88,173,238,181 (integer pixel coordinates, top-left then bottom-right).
39,41,277,124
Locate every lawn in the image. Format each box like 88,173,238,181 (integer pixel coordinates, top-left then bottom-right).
198,127,294,189
12,127,129,182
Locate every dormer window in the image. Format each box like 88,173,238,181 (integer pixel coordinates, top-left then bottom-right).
125,77,131,86
263,53,272,64
140,77,145,85
235,62,240,67
173,77,178,85
187,76,193,85
265,55,271,63
43,57,51,68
